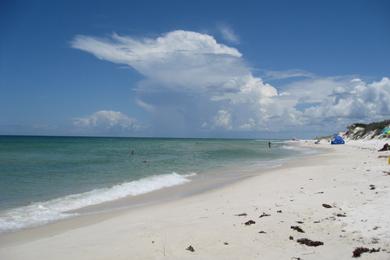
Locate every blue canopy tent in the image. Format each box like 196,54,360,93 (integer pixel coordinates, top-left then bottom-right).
331,135,345,145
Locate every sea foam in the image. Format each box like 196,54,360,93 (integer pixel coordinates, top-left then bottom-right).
0,172,195,233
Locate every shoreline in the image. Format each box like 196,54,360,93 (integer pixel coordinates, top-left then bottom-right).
74,142,321,215
0,142,318,235
1,141,390,259
0,143,325,244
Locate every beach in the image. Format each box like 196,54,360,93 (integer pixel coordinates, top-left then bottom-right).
1,141,390,259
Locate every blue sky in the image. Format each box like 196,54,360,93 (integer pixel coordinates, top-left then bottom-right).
1,0,389,138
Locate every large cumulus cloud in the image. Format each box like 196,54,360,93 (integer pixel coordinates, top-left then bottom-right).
71,30,390,136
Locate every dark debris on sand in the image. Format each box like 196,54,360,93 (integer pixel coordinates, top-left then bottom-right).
186,245,195,252
258,231,266,234
297,238,324,247
289,236,294,240
244,220,256,225
336,213,347,217
259,212,271,218
235,213,247,216
291,226,305,233
322,203,332,208
352,247,380,257
369,184,376,190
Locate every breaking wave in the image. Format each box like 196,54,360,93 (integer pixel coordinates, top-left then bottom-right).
0,172,195,233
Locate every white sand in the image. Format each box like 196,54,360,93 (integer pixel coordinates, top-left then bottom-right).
1,141,390,259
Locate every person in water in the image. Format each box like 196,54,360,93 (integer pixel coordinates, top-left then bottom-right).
268,141,271,149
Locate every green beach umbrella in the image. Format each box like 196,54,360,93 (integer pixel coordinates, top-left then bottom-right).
383,127,390,135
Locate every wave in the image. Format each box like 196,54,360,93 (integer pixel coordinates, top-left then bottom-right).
0,172,195,233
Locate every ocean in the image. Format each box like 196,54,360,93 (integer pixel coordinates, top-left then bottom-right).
0,136,314,233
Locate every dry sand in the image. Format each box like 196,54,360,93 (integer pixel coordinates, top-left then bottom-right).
1,141,390,259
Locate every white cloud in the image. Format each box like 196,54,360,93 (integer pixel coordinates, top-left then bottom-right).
136,98,155,112
71,30,279,131
217,24,240,44
301,77,390,120
213,110,232,129
72,30,242,92
72,30,390,136
73,110,139,130
239,118,256,130
265,77,390,131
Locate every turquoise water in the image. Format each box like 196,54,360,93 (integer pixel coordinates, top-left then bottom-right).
0,136,308,232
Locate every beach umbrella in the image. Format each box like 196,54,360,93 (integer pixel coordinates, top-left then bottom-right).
331,135,345,145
